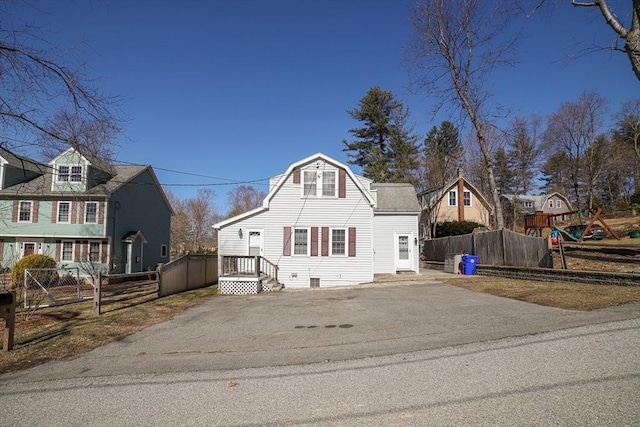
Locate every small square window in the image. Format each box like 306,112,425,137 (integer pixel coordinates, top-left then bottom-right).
57,166,70,182
70,166,82,182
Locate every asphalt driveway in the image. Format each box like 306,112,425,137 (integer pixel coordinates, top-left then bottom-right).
3,269,640,383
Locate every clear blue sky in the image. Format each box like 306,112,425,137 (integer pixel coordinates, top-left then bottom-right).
11,0,640,214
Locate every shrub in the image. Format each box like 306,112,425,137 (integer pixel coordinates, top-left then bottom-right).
11,254,57,285
435,220,483,237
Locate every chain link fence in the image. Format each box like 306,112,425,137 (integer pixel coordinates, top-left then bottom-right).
21,268,94,309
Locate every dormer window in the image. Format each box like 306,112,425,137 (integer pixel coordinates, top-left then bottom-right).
57,165,83,183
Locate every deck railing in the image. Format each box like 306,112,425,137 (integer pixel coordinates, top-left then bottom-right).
221,255,278,283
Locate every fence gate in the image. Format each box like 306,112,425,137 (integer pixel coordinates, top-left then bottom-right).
23,268,93,309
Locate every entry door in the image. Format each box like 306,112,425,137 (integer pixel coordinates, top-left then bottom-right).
396,234,411,270
23,243,36,257
248,230,262,256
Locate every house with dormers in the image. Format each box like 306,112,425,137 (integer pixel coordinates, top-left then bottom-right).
214,153,421,292
417,175,493,239
0,147,172,275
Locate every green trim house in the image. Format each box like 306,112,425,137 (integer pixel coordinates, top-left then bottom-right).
0,147,173,275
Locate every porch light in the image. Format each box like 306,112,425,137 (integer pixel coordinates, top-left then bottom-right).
238,228,243,239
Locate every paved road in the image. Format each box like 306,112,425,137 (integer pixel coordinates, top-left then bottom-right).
1,271,639,425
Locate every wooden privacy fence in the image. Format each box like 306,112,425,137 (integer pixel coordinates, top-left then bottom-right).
93,254,218,315
157,254,217,297
423,229,552,268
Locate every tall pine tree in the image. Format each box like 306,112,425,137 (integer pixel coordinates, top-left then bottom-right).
342,86,419,183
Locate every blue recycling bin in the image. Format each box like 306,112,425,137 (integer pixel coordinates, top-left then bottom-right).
461,255,478,275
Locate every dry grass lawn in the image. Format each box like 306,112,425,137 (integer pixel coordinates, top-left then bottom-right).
0,285,219,375
440,276,640,310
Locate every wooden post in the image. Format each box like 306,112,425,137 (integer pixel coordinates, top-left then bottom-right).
1,291,16,352
156,264,163,298
94,271,102,316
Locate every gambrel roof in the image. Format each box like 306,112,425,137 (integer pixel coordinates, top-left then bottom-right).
214,152,420,229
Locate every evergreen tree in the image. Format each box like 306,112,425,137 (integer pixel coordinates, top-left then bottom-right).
342,86,418,183
422,121,462,189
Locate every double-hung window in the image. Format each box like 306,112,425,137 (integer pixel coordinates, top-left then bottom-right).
303,171,317,197
331,229,346,256
57,165,83,182
293,228,308,255
463,190,471,207
89,242,101,262
448,191,457,206
322,171,336,197
18,201,32,222
62,242,74,261
58,202,71,223
556,200,562,209
85,202,98,223
303,170,336,198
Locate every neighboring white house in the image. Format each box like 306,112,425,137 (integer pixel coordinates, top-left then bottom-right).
213,153,420,291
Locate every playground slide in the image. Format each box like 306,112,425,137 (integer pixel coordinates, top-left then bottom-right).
554,226,578,242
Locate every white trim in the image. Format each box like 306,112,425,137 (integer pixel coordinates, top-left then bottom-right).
448,190,457,206
463,190,472,207
85,201,98,223
214,153,375,229
89,241,101,263
329,228,347,257
18,200,33,223
61,241,75,262
292,227,310,256
57,201,72,223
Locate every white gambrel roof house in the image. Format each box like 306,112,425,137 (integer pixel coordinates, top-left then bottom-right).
214,153,421,292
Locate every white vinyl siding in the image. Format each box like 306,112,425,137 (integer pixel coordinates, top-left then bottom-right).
217,160,376,288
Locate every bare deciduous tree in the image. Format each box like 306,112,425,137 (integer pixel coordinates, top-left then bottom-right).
406,0,521,229
572,0,640,80
226,185,266,218
166,189,219,256
543,90,609,211
1,4,123,158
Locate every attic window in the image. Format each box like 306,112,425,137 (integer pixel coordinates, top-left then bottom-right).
57,165,83,182
303,170,336,198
